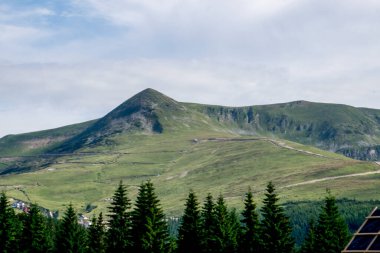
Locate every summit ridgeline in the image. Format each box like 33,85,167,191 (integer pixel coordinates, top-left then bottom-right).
1,88,380,175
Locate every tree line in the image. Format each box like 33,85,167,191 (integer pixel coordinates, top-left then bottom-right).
0,181,350,253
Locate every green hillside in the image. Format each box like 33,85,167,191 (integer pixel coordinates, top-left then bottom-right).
0,88,379,216
189,100,380,160
1,131,379,216
0,120,95,157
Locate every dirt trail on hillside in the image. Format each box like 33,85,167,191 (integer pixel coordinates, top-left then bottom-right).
283,167,380,189
201,137,331,159
266,139,332,159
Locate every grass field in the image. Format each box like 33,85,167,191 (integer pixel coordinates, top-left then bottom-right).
1,130,379,217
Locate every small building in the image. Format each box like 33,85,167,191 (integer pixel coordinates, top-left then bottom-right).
342,207,380,252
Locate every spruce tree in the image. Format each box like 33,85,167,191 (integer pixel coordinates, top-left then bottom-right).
213,194,239,253
87,212,106,253
300,219,316,253
106,181,132,252
55,204,87,253
200,193,217,253
131,180,170,253
226,208,241,253
260,182,294,253
177,190,202,253
314,191,349,253
239,189,261,253
0,192,20,253
20,204,52,252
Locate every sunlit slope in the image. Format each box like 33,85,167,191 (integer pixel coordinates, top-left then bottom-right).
0,131,378,216
0,120,95,157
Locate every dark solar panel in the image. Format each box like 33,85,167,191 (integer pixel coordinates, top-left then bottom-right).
369,236,380,250
360,219,380,233
347,235,375,250
372,209,380,217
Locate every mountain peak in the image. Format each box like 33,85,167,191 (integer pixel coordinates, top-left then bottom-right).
51,89,181,152
133,88,164,100
127,88,177,107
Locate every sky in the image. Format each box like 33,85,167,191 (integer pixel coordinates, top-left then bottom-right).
1,0,380,137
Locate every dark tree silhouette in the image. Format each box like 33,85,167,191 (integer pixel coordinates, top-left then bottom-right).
177,190,202,253
260,182,294,253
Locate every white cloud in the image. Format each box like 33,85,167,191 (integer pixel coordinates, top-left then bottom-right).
0,24,46,42
1,57,380,137
0,5,55,22
1,0,380,136
78,0,301,27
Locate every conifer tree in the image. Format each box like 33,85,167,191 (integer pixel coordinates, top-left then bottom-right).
300,219,316,253
260,182,294,253
177,190,202,253
0,192,20,253
314,191,349,253
87,212,106,253
200,193,217,253
20,204,52,252
213,194,239,253
131,180,170,253
55,204,87,253
106,181,132,252
226,208,241,252
239,189,261,253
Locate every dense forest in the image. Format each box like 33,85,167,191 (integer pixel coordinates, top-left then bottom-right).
0,180,369,253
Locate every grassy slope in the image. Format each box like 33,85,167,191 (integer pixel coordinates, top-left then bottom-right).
0,130,378,217
1,90,380,217
0,120,96,157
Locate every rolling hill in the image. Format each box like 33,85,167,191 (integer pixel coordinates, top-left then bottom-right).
0,88,380,216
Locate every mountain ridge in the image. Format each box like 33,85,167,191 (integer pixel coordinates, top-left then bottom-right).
1,88,380,216
1,88,379,175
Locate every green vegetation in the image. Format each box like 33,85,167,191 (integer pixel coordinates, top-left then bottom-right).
313,192,350,253
260,182,294,253
239,188,260,253
20,204,54,252
0,88,380,219
177,190,202,253
0,192,21,252
1,87,380,252
55,203,87,253
1,182,360,252
0,120,95,157
131,181,171,253
0,132,378,217
106,181,131,252
87,213,106,253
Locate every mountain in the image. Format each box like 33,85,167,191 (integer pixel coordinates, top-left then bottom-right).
3,88,380,162
51,88,179,153
189,100,380,160
0,88,380,215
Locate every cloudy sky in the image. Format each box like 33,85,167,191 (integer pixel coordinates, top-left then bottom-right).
1,0,380,137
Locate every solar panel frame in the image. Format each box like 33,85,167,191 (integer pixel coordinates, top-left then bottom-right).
342,207,380,253
369,236,380,250
372,209,380,217
346,235,376,250
360,219,380,233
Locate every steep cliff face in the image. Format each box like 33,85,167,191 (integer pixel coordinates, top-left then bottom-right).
338,145,380,161
192,100,380,160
